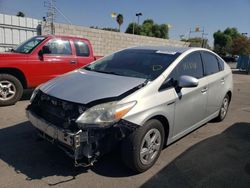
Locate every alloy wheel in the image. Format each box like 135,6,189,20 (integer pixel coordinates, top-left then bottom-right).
0,80,16,101
220,97,229,119
140,128,162,165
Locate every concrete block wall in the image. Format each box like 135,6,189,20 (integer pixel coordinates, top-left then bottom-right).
0,13,189,54
47,23,188,56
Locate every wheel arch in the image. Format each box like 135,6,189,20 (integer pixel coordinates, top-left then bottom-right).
0,68,27,89
227,90,232,103
148,115,170,145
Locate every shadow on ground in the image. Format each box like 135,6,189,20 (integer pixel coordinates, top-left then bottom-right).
0,121,134,185
142,122,250,188
0,122,86,184
21,89,33,101
0,122,250,187
232,70,249,75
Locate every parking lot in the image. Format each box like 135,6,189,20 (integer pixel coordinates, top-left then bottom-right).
0,71,250,188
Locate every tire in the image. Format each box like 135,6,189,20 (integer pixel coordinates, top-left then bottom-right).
0,74,23,106
214,94,230,122
121,119,165,173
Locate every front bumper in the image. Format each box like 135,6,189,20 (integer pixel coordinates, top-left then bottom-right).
27,110,82,149
26,108,140,165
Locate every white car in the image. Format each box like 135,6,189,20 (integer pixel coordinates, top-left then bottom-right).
27,46,233,173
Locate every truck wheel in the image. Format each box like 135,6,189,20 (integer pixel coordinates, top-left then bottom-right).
121,119,165,173
0,74,23,106
214,94,230,122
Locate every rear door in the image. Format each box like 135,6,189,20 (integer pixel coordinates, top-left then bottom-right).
73,40,95,68
201,51,226,116
168,52,208,137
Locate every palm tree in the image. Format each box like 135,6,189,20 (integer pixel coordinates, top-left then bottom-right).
116,14,124,32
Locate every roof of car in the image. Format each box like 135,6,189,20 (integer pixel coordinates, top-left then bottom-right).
129,45,194,53
43,35,90,42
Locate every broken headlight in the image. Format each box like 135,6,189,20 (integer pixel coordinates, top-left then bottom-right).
30,85,42,103
76,101,136,127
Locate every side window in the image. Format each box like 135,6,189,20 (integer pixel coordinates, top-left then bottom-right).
160,52,203,90
177,52,203,79
202,52,220,75
43,39,72,55
170,52,204,80
74,40,90,57
217,57,225,71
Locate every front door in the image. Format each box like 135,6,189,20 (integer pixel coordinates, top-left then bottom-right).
28,38,77,85
40,38,77,81
168,52,208,138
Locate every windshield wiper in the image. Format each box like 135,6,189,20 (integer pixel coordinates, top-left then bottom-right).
84,66,92,70
83,67,122,75
92,70,122,76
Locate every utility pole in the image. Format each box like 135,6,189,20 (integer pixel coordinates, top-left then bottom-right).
201,32,208,48
134,12,142,35
132,16,135,35
44,0,56,34
43,0,72,34
136,12,142,25
188,26,208,48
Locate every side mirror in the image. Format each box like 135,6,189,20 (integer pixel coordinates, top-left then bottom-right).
38,46,50,60
159,77,177,91
38,49,43,57
38,49,44,60
178,75,199,88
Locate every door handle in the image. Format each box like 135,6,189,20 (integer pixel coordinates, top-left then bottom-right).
69,60,77,64
167,101,176,106
201,87,208,93
220,78,225,84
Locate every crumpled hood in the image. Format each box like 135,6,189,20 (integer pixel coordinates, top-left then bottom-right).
40,69,146,104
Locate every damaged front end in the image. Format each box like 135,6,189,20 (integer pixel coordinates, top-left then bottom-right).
26,90,139,167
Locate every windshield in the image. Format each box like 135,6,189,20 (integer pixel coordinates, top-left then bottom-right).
83,49,180,80
14,36,46,54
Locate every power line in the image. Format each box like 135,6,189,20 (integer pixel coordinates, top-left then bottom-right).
54,6,72,25
43,0,72,34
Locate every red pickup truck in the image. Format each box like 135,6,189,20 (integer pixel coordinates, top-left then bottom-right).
0,35,101,106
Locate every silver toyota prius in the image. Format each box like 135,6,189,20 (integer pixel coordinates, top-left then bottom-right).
26,46,233,173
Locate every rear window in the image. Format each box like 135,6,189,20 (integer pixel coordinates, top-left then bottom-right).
74,40,90,57
202,52,220,76
217,57,225,71
84,49,180,80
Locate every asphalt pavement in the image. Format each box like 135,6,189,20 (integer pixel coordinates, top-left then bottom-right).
0,71,250,188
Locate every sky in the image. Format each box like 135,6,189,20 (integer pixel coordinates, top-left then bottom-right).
0,0,249,46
